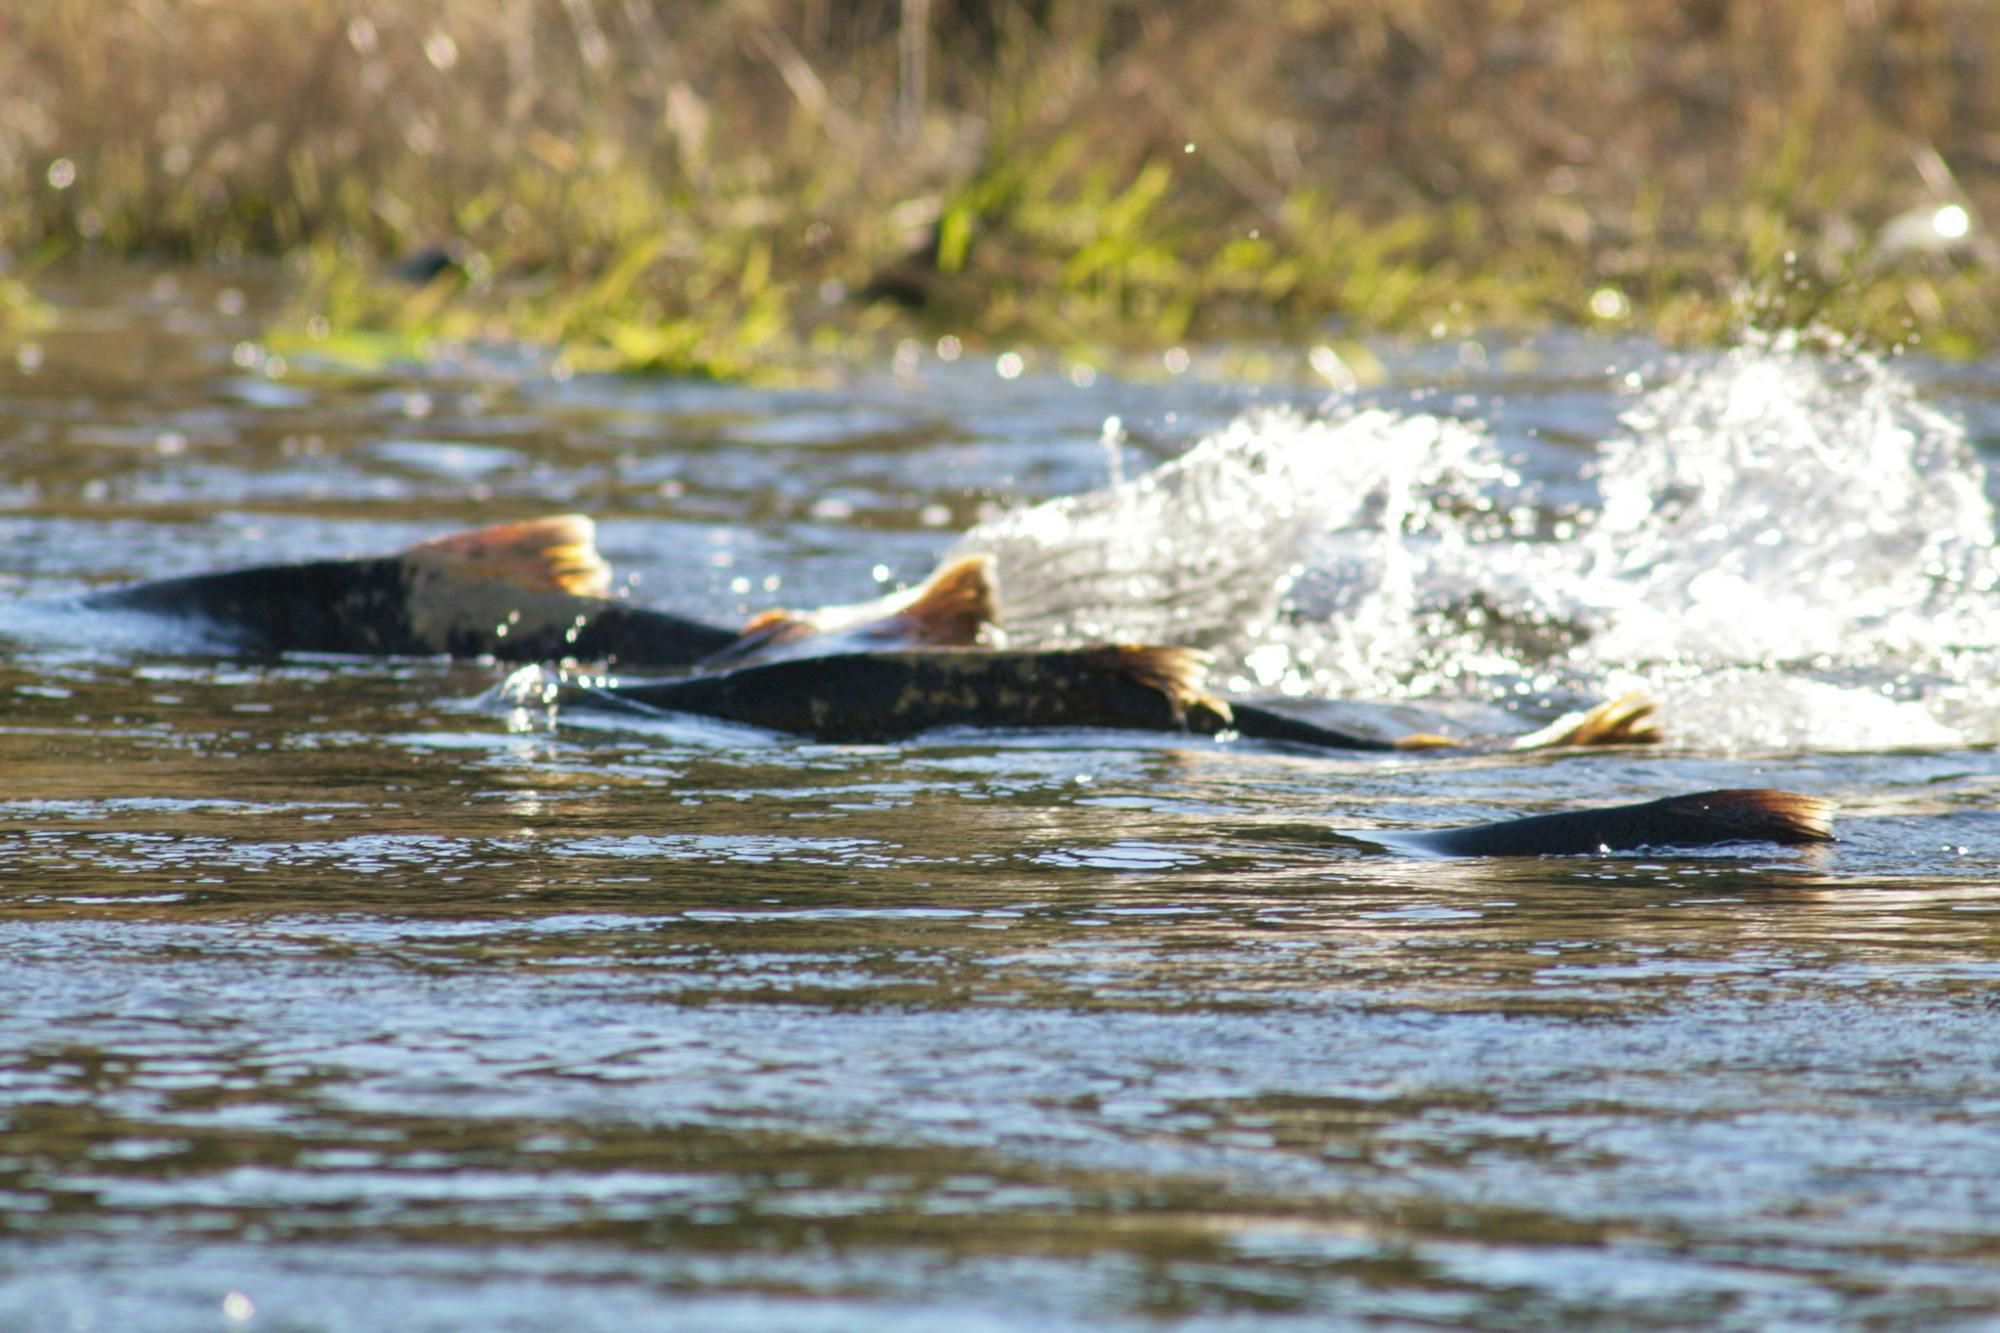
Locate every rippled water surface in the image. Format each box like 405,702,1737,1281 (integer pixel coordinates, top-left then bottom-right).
2,270,1998,1330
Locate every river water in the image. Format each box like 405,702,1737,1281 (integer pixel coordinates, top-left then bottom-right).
1,270,1996,1330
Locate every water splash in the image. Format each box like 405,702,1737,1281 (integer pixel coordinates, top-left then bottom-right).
1582,334,1996,672
951,406,1507,661
959,337,2000,751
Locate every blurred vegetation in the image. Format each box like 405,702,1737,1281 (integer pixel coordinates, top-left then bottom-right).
3,1,1998,373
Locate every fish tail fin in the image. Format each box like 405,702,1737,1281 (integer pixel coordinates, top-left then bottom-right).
1511,692,1661,750
408,515,612,598
1083,644,1231,727
1652,788,1837,845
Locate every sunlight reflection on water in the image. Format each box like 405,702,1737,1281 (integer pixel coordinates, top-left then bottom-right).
0,272,1997,1329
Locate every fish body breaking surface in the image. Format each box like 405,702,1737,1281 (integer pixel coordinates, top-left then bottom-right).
1365,789,1836,857
82,515,998,669
547,646,1655,754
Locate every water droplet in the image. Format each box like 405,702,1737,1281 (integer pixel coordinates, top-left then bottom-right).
1308,345,1356,392
424,30,459,71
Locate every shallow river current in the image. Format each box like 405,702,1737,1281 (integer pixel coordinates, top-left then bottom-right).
1,271,1997,1330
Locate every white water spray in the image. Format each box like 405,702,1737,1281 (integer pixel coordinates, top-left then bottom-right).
957,337,2000,751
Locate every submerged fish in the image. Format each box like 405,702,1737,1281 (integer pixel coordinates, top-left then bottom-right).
82,515,999,668
549,643,1658,752
1367,788,1837,857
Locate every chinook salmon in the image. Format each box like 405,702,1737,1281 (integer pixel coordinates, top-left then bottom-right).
82,515,999,668
1368,788,1836,856
568,645,1237,742
530,650,1818,857
542,643,1659,752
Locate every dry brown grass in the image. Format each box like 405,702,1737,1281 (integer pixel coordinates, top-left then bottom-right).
3,1,1997,366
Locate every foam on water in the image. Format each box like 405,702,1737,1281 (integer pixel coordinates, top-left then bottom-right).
957,336,2000,752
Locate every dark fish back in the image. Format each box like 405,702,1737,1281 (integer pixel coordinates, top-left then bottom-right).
1394,790,1836,857
85,558,420,655
595,648,1229,742
1225,701,1402,752
88,556,740,665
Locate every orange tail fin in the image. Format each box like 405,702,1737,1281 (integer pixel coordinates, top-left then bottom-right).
1510,692,1662,750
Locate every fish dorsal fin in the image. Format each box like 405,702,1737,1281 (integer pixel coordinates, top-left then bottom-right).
1082,644,1232,728
1654,789,1836,844
878,554,998,646
732,553,1002,653
408,515,612,598
1510,692,1662,750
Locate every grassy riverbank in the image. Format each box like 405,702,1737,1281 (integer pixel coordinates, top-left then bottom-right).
4,1,1998,373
